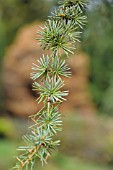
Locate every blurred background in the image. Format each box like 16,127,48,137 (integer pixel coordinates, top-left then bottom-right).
0,0,113,169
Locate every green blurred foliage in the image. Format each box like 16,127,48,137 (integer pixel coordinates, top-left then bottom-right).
2,114,113,166
0,0,113,116
0,115,113,169
0,0,55,59
102,79,113,115
82,0,113,114
0,0,55,112
0,117,16,138
0,139,111,170
60,114,113,164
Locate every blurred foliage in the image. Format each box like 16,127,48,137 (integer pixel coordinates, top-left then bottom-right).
0,117,16,138
0,0,113,116
0,139,111,170
0,0,55,60
1,114,113,166
0,115,113,169
82,0,113,114
60,114,113,164
102,79,113,115
0,0,56,112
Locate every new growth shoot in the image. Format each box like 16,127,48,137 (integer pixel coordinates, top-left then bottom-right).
13,0,88,169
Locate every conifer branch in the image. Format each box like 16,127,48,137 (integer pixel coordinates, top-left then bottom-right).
13,0,88,169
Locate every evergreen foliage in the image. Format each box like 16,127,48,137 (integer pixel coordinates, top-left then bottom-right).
13,0,88,169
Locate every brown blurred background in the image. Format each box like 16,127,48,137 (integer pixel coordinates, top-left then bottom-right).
0,0,113,170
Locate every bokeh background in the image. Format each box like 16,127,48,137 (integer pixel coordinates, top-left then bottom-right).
0,0,113,169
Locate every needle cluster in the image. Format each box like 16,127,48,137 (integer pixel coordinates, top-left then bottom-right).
13,0,88,169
